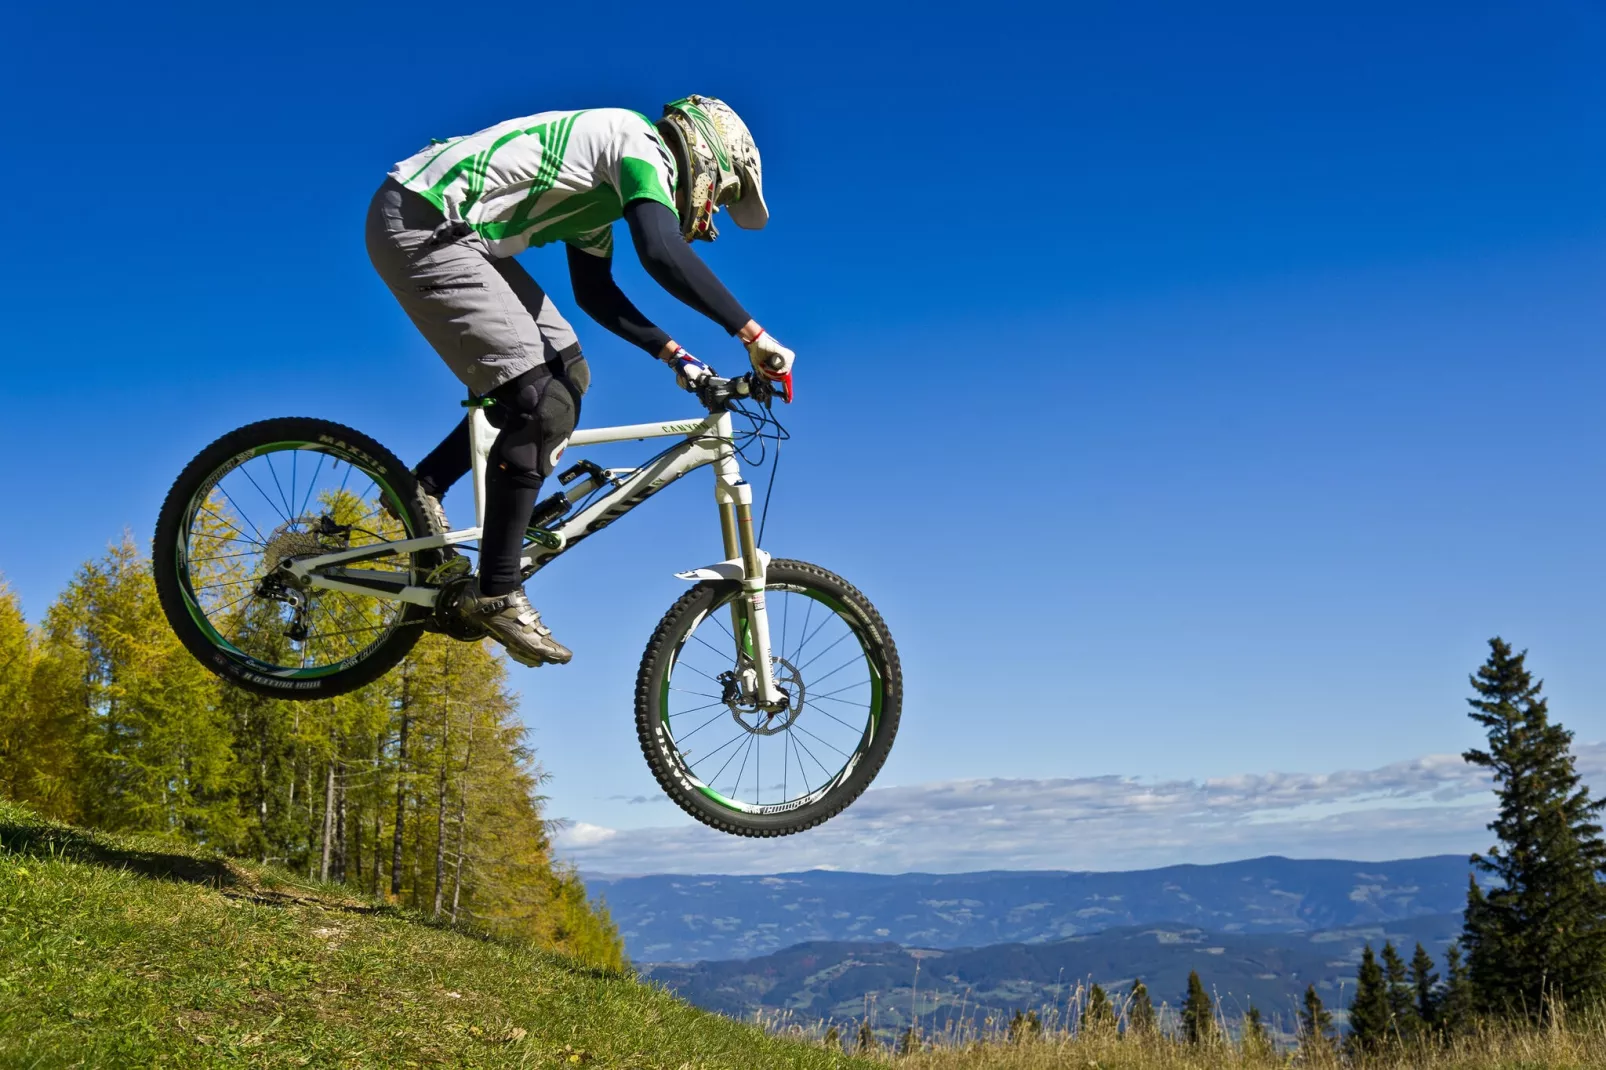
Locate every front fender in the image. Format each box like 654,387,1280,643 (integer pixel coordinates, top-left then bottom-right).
674,550,770,583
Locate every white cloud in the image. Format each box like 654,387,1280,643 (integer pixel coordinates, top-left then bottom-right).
553,743,1606,876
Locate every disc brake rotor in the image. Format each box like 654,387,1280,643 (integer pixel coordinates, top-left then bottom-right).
724,656,805,736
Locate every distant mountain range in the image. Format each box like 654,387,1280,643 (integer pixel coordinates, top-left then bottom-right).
643,914,1466,1037
589,854,1476,963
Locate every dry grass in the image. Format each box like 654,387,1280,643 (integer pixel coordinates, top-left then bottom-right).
754,985,1606,1069
873,1021,1606,1070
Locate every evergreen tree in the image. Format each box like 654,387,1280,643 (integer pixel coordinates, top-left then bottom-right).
855,1020,876,1052
1181,971,1213,1044
1007,1009,1041,1042
1241,1005,1270,1054
897,1025,919,1055
1300,984,1333,1052
1348,944,1391,1051
1439,941,1476,1036
1125,979,1156,1035
822,1024,840,1050
1462,638,1606,1016
1382,941,1419,1035
1410,942,1440,1029
1082,983,1114,1035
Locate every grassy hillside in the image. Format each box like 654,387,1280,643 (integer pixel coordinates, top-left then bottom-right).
0,801,860,1069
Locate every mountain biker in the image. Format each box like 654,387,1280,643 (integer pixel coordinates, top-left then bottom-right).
366,97,794,669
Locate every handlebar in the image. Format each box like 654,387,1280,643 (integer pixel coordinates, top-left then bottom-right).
697,372,785,412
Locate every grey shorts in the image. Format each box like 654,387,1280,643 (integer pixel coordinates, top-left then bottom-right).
365,179,583,396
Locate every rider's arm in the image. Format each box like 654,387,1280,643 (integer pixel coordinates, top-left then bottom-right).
566,244,673,357
622,199,755,339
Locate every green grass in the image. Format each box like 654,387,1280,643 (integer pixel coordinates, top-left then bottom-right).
0,801,865,1069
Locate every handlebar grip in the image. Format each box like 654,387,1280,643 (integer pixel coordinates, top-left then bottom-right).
764,354,786,372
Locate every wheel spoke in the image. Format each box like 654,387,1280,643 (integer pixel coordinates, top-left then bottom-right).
181,441,417,676
794,722,851,759
795,628,855,674
673,707,732,744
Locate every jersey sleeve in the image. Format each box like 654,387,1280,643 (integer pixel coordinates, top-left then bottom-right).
606,113,678,214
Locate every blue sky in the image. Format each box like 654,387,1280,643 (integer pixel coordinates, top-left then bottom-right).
3,1,1604,871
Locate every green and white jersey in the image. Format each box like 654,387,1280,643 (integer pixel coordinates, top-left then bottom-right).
390,108,678,259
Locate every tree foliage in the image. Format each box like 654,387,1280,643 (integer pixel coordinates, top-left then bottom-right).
1300,983,1334,1052
0,541,623,971
1461,638,1606,1016
1125,979,1155,1035
1181,970,1213,1044
1082,983,1114,1036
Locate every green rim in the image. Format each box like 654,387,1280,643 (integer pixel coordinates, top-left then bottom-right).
660,584,883,816
175,440,412,680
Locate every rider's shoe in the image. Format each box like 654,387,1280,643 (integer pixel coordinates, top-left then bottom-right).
457,581,573,667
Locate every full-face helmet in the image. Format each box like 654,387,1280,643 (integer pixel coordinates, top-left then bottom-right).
656,95,767,242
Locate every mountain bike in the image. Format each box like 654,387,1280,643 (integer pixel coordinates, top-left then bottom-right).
152,374,900,837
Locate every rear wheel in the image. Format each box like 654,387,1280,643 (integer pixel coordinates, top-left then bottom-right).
153,417,442,699
635,559,901,836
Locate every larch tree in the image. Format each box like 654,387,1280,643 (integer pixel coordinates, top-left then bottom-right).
1461,638,1606,1016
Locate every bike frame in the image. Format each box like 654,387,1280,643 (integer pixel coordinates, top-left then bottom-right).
282,406,784,704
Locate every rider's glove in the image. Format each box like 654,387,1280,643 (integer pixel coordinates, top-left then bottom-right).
745,330,795,402
663,347,714,392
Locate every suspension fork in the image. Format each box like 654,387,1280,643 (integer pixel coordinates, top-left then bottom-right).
715,446,783,708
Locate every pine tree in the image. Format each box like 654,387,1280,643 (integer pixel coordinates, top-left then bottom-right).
1008,1009,1041,1042
1241,1005,1270,1054
1382,941,1419,1035
1300,984,1333,1052
1181,971,1213,1044
1461,638,1606,1016
1410,942,1440,1029
1348,944,1391,1051
1439,941,1475,1036
855,1020,876,1052
1082,983,1114,1035
1125,979,1156,1035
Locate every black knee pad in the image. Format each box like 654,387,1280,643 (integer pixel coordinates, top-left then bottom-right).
489,376,579,491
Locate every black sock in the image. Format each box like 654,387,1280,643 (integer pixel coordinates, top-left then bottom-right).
414,416,472,501
479,465,540,597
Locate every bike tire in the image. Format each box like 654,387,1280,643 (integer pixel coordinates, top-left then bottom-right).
153,417,436,700
635,558,902,837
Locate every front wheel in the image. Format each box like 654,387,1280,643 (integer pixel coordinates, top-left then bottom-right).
635,559,902,837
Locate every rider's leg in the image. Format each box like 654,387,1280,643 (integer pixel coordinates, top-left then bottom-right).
366,177,588,664
460,371,579,666
478,369,580,595
390,253,592,504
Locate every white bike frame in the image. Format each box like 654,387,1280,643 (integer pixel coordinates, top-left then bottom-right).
283,406,784,705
